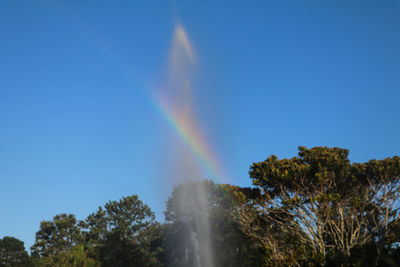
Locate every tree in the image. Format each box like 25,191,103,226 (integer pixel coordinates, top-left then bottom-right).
31,213,81,266
0,236,30,266
56,244,100,267
80,195,162,267
30,195,161,266
234,146,400,266
228,184,313,266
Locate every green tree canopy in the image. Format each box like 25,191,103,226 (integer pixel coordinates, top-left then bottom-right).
0,236,29,266
81,195,162,267
237,146,400,266
30,213,81,266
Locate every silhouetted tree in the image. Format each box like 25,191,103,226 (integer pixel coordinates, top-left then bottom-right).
234,146,400,266
80,195,162,267
0,236,30,266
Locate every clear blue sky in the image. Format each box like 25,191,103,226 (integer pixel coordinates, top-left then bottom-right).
1,0,400,251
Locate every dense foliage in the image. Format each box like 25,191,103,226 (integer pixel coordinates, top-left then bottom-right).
234,146,400,266
3,147,400,266
0,236,30,266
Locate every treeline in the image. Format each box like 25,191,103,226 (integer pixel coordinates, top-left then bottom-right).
2,147,400,267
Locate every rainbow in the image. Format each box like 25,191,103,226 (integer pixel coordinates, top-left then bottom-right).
151,92,224,182
39,5,226,183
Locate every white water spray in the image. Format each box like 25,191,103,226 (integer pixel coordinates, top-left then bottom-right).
160,22,215,267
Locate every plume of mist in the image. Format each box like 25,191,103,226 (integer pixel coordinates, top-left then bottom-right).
162,22,201,183
159,22,215,267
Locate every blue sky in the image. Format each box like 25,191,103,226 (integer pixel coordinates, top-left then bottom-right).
1,0,400,250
